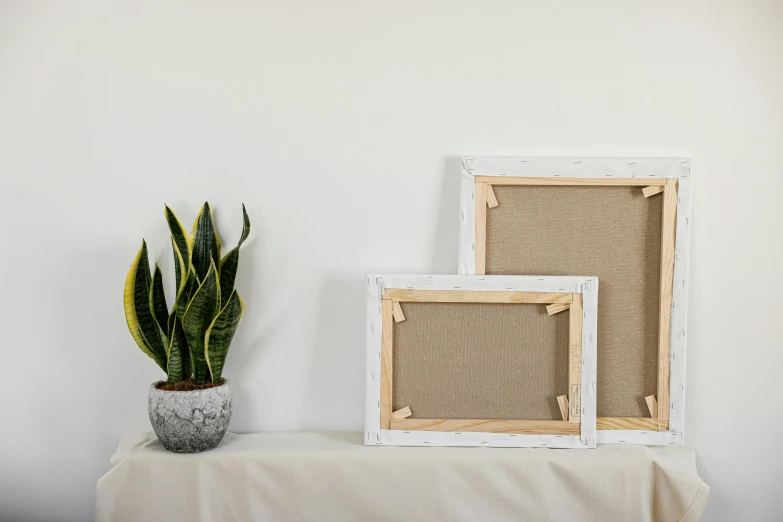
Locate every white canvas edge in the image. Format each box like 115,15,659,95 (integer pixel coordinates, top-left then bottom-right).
456,156,692,446
364,274,598,449
463,156,691,179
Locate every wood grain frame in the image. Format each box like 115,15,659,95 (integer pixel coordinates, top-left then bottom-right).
379,289,584,435
472,176,678,433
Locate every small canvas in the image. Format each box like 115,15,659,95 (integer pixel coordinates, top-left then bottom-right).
365,274,598,448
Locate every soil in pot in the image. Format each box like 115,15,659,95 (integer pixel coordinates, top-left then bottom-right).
156,378,225,391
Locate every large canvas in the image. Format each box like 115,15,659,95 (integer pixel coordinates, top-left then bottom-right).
457,157,692,445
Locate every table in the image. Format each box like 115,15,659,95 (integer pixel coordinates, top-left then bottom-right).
96,432,709,521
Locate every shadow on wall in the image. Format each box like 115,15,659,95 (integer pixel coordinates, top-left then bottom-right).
299,156,463,434
38,245,165,522
303,272,369,432
220,219,298,431
431,156,462,274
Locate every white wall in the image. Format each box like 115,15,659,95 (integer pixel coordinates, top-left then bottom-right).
1,1,781,520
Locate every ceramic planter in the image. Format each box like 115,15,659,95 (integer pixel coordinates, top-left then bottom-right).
148,379,232,453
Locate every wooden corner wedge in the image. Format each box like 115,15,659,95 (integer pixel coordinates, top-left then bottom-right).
486,185,499,208
392,302,405,322
557,395,569,421
392,406,412,420
642,185,665,198
645,395,658,419
546,303,570,315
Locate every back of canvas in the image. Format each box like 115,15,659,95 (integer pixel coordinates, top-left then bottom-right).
485,186,662,418
393,302,569,421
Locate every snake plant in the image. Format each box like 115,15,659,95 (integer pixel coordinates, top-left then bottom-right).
124,203,249,384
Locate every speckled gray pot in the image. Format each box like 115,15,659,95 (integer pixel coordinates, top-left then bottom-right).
148,380,232,453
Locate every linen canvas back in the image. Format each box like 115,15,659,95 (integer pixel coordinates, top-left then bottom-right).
392,302,569,420
485,185,662,417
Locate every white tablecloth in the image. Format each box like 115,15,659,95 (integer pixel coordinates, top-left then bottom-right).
96,432,709,522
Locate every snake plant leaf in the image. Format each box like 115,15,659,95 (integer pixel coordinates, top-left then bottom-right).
166,205,191,293
190,202,221,282
166,306,177,339
175,268,199,321
170,268,197,369
150,265,169,339
165,204,192,265
166,317,190,383
180,322,192,379
219,204,251,306
123,240,167,372
171,237,186,295
205,290,245,382
182,261,221,384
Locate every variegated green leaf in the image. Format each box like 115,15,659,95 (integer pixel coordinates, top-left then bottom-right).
167,317,190,383
219,204,251,306
190,202,221,282
205,290,245,382
171,237,186,295
172,268,200,371
181,322,192,380
182,261,221,384
167,306,177,340
165,205,191,266
149,265,169,340
175,269,199,321
123,241,167,372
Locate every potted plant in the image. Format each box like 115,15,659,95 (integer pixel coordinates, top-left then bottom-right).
123,202,249,452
